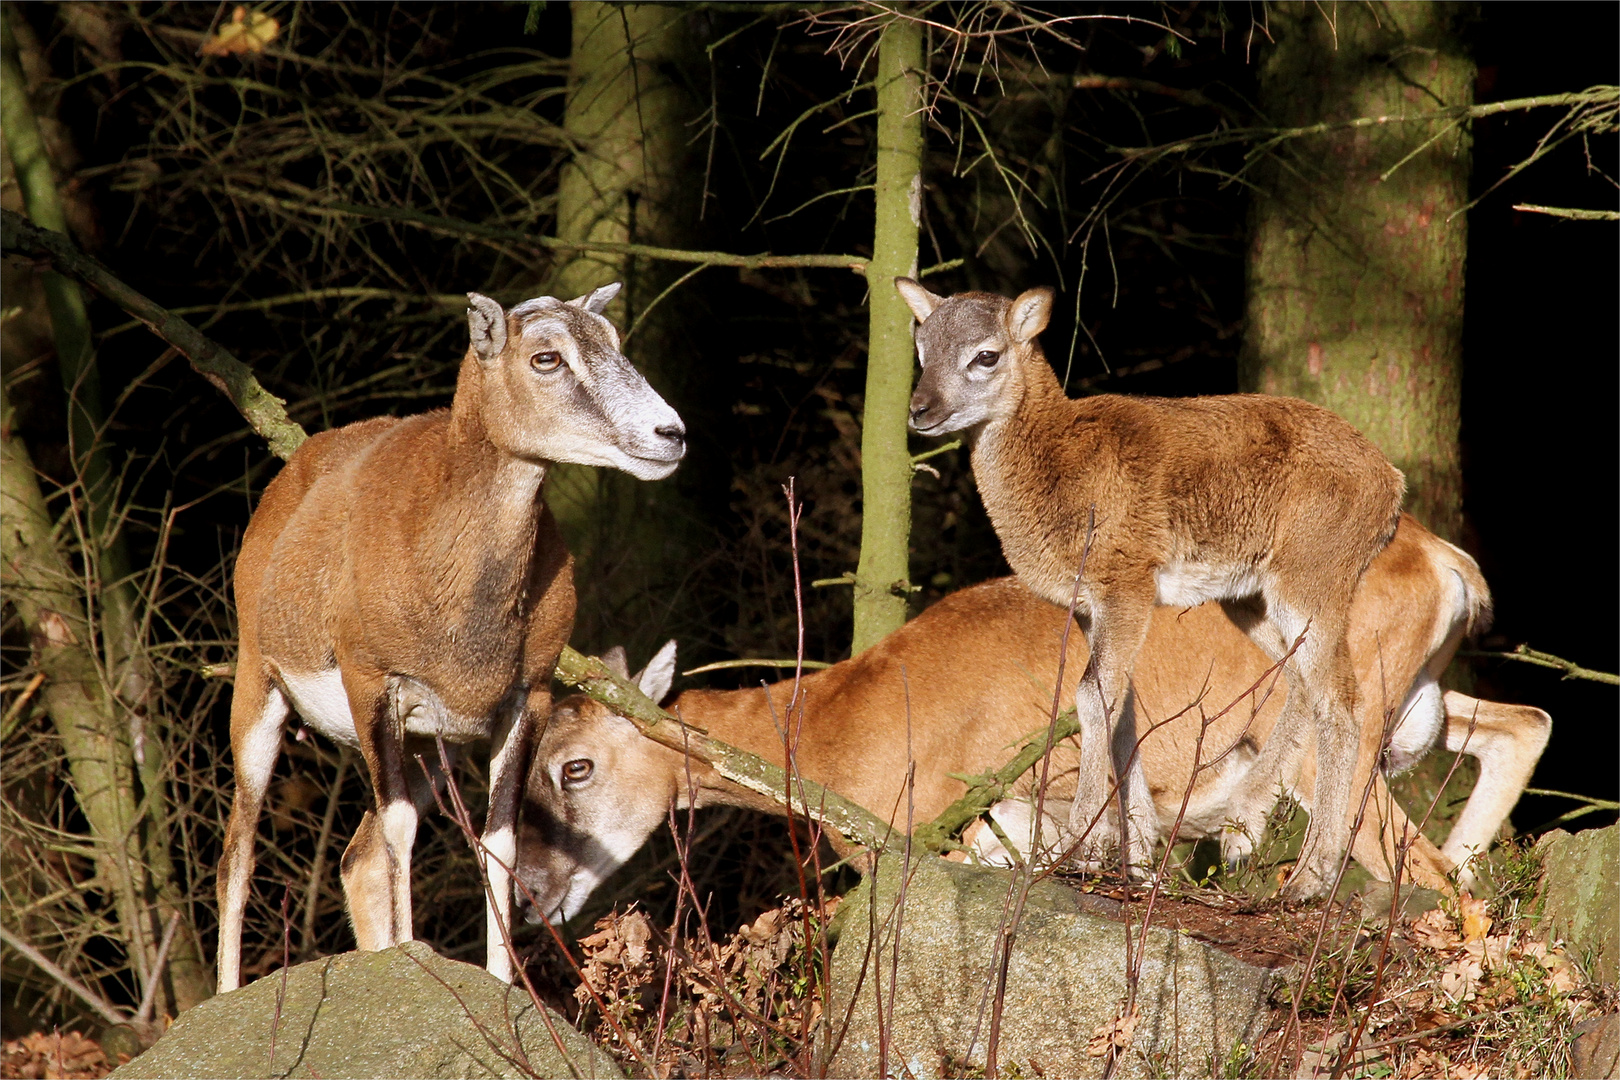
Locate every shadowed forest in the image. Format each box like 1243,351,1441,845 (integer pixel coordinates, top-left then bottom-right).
1,2,1615,1077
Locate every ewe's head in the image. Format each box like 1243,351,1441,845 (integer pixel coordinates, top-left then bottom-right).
896,279,1053,437
465,285,686,479
514,641,678,925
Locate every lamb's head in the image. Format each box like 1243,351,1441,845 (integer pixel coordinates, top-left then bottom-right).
465,286,686,479
514,641,679,925
895,279,1054,437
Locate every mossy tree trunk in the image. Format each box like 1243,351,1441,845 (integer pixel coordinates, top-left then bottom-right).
1242,1,1479,843
851,13,923,655
1,12,211,1014
1241,1,1472,543
545,1,703,654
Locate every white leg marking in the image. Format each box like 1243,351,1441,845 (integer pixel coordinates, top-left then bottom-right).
380,799,419,944
219,688,289,993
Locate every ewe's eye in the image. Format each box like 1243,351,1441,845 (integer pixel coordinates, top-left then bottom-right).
531,351,564,373
561,759,594,786
972,350,1000,368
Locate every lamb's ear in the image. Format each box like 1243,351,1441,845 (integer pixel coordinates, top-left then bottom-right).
467,293,507,363
894,277,944,323
601,646,630,681
1008,286,1054,344
567,282,622,315
633,640,678,704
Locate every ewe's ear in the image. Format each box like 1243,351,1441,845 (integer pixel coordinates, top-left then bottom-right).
567,282,622,315
894,277,944,323
467,293,507,364
1008,287,1054,344
633,640,678,704
601,646,630,680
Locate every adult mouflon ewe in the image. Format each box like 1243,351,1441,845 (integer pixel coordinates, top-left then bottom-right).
896,278,1404,898
217,284,685,991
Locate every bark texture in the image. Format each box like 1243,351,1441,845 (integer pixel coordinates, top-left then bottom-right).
545,1,703,652
1241,1,1473,541
852,13,924,654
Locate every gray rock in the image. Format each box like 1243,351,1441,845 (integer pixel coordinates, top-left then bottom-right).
1572,1012,1620,1080
112,942,619,1079
1535,825,1619,985
824,857,1276,1079
1355,882,1444,927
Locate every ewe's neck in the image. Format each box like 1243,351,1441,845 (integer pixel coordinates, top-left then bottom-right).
444,351,548,554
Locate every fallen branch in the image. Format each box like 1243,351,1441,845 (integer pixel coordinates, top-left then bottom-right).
0,210,307,460
1461,644,1619,686
1511,203,1620,221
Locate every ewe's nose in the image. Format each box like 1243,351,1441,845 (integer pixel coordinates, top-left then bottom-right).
655,421,686,450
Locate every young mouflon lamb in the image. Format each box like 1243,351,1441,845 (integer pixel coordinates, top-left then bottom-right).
897,278,1404,897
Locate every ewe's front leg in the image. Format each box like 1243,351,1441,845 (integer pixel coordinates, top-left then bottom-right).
1065,585,1157,874
481,694,539,983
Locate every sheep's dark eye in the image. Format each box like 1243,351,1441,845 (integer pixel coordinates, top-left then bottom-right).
531,351,564,373
561,758,594,786
972,350,1000,368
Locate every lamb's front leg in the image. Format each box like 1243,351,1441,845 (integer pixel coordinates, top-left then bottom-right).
1065,584,1157,874
481,693,539,983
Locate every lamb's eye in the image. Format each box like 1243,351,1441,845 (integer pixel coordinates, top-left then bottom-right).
972,350,1000,368
561,759,594,786
531,351,564,373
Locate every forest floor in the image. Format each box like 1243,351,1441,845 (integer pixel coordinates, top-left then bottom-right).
3,846,1611,1080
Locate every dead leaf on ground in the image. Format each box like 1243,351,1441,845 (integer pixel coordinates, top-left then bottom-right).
1086,1005,1139,1057
199,6,280,57
1,1031,112,1080
1409,907,1461,951
1439,953,1484,1003
1457,894,1492,943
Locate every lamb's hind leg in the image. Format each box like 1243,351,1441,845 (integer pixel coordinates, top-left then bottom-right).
1217,595,1306,868
1066,584,1158,875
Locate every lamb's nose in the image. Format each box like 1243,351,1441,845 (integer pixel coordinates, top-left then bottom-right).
909,403,931,425
655,422,686,446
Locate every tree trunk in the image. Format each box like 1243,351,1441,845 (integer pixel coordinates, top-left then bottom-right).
1,382,212,1014
2,11,210,1013
545,1,703,653
1241,1,1479,845
851,13,923,655
1240,1,1472,542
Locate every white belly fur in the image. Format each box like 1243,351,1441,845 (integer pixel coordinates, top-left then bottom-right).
280,668,359,746
1154,560,1261,608
278,668,500,747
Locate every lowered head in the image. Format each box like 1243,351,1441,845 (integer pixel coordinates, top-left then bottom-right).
514,641,680,925
895,278,1054,437
464,285,686,479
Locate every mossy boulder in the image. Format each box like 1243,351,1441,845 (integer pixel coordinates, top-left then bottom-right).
824,857,1276,1079
111,942,618,1079
1535,824,1619,985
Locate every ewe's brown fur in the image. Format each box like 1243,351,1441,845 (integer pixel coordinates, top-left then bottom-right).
219,287,683,991
898,280,1405,897
514,516,1549,919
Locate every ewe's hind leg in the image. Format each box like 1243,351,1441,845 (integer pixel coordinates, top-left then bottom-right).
217,667,289,992
1438,693,1551,892
1065,586,1157,873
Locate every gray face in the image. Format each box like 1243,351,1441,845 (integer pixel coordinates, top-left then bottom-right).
908,293,1016,436
468,287,686,478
